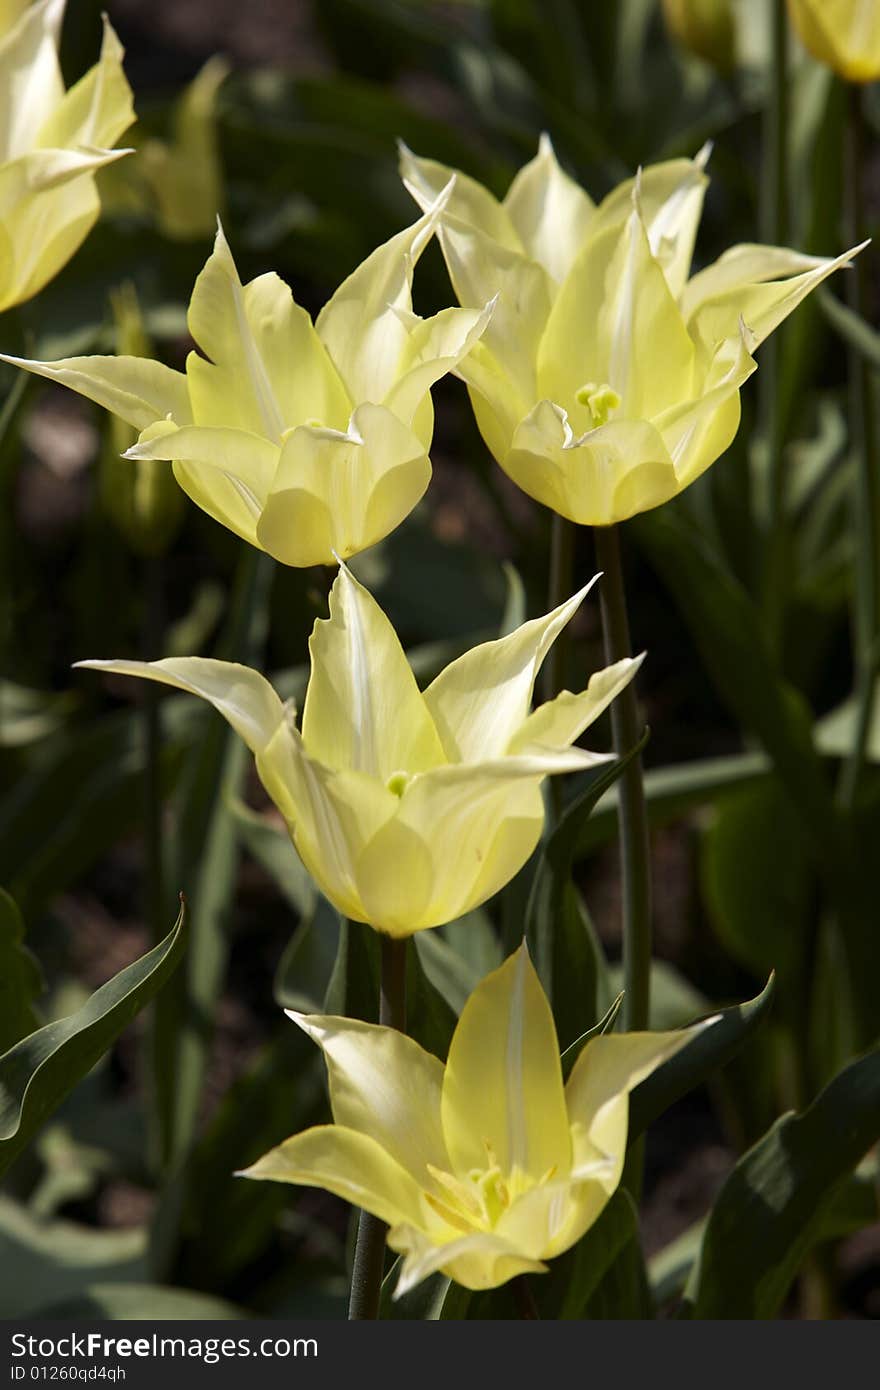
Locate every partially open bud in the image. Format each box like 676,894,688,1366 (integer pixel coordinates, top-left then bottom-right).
99,284,184,556
786,0,880,84
662,0,737,73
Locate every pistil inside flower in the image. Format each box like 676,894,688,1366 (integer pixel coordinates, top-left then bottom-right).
575,381,621,428
386,769,412,797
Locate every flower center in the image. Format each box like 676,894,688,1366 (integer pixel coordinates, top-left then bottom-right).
386,769,412,797
575,381,621,428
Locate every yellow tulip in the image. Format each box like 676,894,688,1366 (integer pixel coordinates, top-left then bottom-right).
786,0,880,83
1,189,494,566
400,138,865,527
0,0,134,312
662,0,737,72
240,944,715,1294
76,563,638,936
140,56,229,240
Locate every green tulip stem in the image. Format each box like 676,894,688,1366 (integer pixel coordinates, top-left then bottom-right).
348,935,407,1320
593,524,651,1033
544,513,575,702
838,82,879,810
512,1274,540,1320
143,552,165,945
762,0,791,641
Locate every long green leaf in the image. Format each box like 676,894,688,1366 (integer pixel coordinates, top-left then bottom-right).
687,1042,880,1318
628,975,776,1144
0,888,43,1051
0,906,185,1179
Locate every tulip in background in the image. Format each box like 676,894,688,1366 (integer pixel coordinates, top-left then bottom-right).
0,189,494,566
400,138,864,527
661,0,736,73
0,0,134,312
786,0,880,83
75,563,639,936
241,944,714,1294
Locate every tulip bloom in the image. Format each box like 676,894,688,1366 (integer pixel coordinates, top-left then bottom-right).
662,0,737,72
0,0,134,312
1,188,493,566
400,139,864,527
76,564,638,936
241,945,713,1294
787,0,880,83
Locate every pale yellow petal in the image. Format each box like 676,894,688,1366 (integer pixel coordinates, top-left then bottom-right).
656,322,757,489
288,1011,448,1180
126,423,278,511
787,0,880,84
503,132,595,284
502,401,678,526
398,142,520,251
508,655,643,755
587,149,710,299
383,300,496,433
0,166,99,310
255,403,431,567
0,352,190,432
257,722,396,923
35,15,134,151
240,1125,426,1230
441,944,571,1182
315,183,453,406
171,459,262,549
539,200,695,422
683,241,867,354
390,1223,546,1296
565,1020,717,1166
73,656,284,753
424,578,598,762
301,561,444,783
0,0,64,163
186,225,350,441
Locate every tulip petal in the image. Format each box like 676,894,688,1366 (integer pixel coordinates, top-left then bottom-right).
787,0,880,84
539,200,695,423
73,656,285,753
288,1010,448,1181
383,301,496,435
508,655,643,755
0,167,99,311
0,352,190,431
257,722,397,923
656,321,757,490
390,1223,547,1296
0,0,65,164
683,241,868,354
503,132,595,284
354,764,550,933
441,944,571,1182
503,401,678,527
186,224,350,441
398,143,520,252
315,182,454,406
126,422,278,501
565,1019,717,1170
255,403,431,567
35,15,133,151
587,149,710,298
302,560,444,782
424,579,597,762
240,1124,427,1230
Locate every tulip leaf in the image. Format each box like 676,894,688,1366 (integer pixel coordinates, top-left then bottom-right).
702,776,812,985
636,508,837,853
0,905,185,1180
379,1262,451,1320
0,1195,147,1320
546,1190,646,1319
560,993,623,1079
527,738,645,1047
817,288,880,372
35,1283,248,1320
627,974,776,1145
686,1041,880,1318
0,888,43,1052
